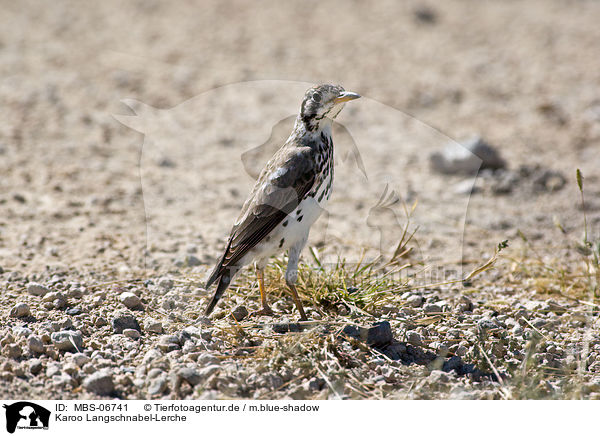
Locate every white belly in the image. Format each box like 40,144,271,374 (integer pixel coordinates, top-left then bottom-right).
241,169,333,268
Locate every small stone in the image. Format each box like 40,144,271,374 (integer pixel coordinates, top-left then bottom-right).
123,329,141,339
197,353,220,366
148,375,168,395
423,303,442,314
185,255,202,267
144,318,163,334
83,370,114,396
157,335,180,353
231,306,249,322
430,135,506,175
199,365,221,379
457,296,474,312
52,374,73,388
142,348,162,364
177,367,201,386
72,353,91,367
406,295,424,308
6,344,22,359
477,319,498,332
427,370,450,384
29,358,43,374
112,312,141,334
95,317,108,327
51,330,84,352
27,282,50,297
28,336,45,354
157,277,173,290
66,307,82,316
413,5,437,24
10,302,31,318
46,363,61,378
341,321,393,348
63,362,79,376
12,326,32,337
406,331,423,346
119,292,143,310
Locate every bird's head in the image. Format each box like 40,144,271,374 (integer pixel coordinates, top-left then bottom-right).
299,84,360,131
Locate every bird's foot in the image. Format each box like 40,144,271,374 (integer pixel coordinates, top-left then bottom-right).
250,306,275,317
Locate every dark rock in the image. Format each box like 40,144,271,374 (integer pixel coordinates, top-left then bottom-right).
413,5,437,24
231,306,248,322
112,312,141,334
272,323,302,333
66,307,82,316
341,321,393,348
430,135,506,175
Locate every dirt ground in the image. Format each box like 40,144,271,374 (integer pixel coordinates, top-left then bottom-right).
1,0,599,400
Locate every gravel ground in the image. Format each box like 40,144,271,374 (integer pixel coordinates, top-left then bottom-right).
1,0,600,400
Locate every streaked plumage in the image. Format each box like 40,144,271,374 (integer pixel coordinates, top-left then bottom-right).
205,84,360,319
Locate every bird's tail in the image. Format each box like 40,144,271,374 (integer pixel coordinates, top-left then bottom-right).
204,268,232,316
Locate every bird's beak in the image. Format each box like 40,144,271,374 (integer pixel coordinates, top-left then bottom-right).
334,91,361,104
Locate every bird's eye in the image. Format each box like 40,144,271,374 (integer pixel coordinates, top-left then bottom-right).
312,93,322,103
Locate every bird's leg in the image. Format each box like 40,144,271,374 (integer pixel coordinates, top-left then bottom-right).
288,283,308,321
251,267,274,317
286,236,309,321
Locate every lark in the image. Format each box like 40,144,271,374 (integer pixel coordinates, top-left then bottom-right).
205,84,360,320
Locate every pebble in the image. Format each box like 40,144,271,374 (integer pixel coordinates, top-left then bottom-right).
83,370,115,396
177,367,202,386
6,344,22,359
66,307,82,316
12,326,32,337
27,282,50,297
28,335,45,354
51,330,84,351
112,312,141,334
423,303,442,314
95,316,108,327
341,322,393,348
197,353,220,366
406,295,424,308
406,331,424,346
185,255,202,267
157,277,173,290
429,135,506,175
231,306,249,322
123,329,141,339
157,335,180,353
46,362,62,378
144,318,164,334
29,358,43,375
72,353,91,367
10,302,31,318
119,292,143,310
148,375,168,395
142,348,162,364
198,365,221,380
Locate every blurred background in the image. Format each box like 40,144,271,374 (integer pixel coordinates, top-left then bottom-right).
1,0,599,275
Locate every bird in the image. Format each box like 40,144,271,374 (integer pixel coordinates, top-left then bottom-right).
204,84,360,320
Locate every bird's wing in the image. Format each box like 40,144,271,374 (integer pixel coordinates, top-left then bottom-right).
206,146,316,287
